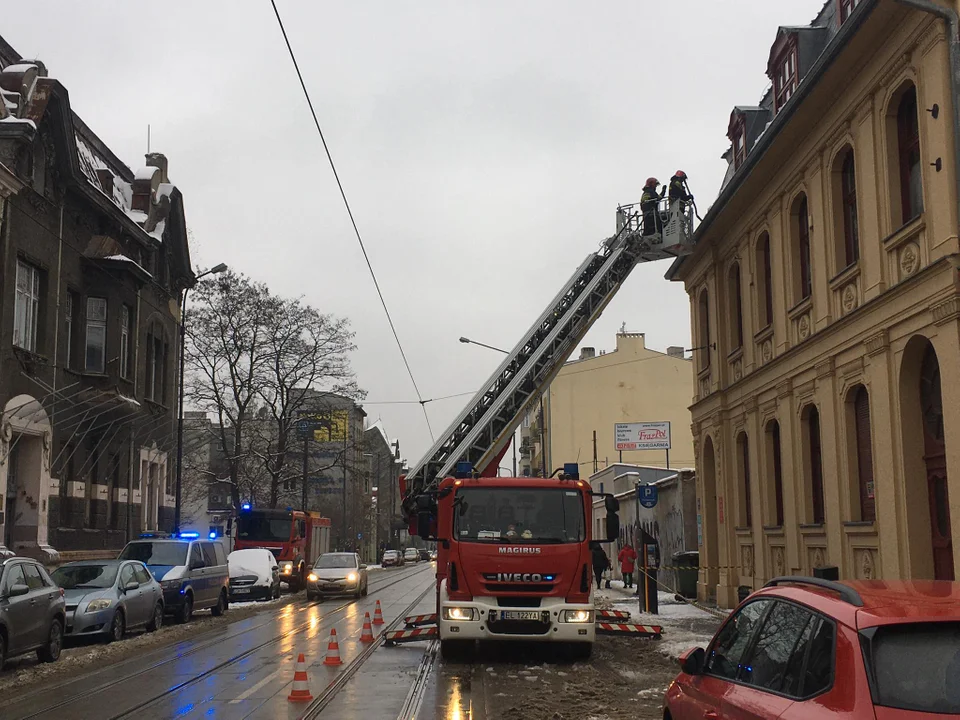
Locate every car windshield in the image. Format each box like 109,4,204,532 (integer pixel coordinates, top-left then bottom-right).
315,554,356,569
118,542,188,566
868,621,960,714
52,564,118,589
453,487,585,544
236,514,291,542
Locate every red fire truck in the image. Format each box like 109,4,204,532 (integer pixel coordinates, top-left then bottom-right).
401,201,692,659
234,506,331,591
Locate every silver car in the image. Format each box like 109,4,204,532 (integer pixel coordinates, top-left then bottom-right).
306,553,368,600
52,560,164,642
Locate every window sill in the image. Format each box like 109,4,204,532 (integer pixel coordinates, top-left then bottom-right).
81,371,109,378
735,526,754,537
726,346,744,363
753,324,773,344
799,523,826,538
762,525,785,538
787,296,812,321
12,346,49,364
144,399,171,412
829,261,860,291
882,214,924,251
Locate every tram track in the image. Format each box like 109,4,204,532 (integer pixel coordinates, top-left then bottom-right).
8,564,433,720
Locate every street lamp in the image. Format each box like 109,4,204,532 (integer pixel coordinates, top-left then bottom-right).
459,336,508,354
174,263,228,534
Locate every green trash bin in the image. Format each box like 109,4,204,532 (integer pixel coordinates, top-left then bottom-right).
673,550,699,599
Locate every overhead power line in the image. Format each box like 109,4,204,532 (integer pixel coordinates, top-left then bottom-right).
269,0,435,443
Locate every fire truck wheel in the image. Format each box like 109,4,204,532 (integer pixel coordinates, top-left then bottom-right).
440,639,474,662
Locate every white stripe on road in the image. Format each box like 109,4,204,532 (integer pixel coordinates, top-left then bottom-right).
229,669,283,704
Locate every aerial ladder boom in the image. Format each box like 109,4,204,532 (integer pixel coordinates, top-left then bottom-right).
401,198,696,522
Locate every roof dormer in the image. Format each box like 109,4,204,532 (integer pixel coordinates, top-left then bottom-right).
766,25,830,113
727,106,772,171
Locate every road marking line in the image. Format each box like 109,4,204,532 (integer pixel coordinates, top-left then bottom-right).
229,669,282,704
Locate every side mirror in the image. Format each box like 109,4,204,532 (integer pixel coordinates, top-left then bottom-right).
123,581,140,592
359,564,368,570
605,512,620,542
679,647,706,675
604,495,620,513
7,583,29,598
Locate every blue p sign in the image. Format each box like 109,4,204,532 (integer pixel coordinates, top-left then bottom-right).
639,484,659,509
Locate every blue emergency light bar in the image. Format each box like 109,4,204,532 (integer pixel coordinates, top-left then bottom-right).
178,531,200,539
455,461,473,479
563,463,579,479
241,503,252,511
208,531,218,540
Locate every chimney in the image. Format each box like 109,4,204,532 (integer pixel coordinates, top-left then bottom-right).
19,59,48,77
667,346,685,359
95,169,113,196
579,347,596,360
145,152,169,183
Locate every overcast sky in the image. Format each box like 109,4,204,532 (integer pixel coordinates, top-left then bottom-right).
6,1,826,464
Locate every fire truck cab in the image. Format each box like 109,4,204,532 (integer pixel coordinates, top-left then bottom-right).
234,506,331,591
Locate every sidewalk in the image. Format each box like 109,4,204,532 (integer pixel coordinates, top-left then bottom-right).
595,580,725,658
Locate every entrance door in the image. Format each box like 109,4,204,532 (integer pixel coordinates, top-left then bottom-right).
920,345,954,580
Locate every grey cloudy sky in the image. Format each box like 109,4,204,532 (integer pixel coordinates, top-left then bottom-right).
6,1,826,463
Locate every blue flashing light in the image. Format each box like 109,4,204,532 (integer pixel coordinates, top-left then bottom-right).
544,575,555,581
179,531,200,540
455,461,473,479
241,503,252,511
563,462,579,479
208,531,217,540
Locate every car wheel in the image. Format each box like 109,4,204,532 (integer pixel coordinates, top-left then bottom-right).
107,609,125,643
0,632,6,669
362,580,368,597
147,603,163,632
211,590,227,617
273,582,281,600
178,594,194,624
37,619,63,663
306,590,317,601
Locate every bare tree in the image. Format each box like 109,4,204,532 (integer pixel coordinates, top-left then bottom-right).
184,271,275,508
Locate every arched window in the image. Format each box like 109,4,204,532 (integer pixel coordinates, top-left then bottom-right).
698,288,711,370
765,419,785,526
736,432,752,526
802,405,825,524
897,85,923,224
728,263,744,351
792,194,812,302
840,148,859,267
756,233,773,329
850,385,875,522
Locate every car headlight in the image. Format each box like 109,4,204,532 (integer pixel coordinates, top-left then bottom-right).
346,572,358,583
85,598,112,613
561,609,593,623
160,579,181,591
442,607,477,621
307,573,318,582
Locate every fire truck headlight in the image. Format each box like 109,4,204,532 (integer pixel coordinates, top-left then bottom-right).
562,609,593,623
281,563,293,574
442,607,477,621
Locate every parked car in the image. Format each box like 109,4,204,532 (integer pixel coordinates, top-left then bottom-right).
118,536,229,624
429,550,437,562
0,557,66,668
382,550,401,567
227,548,280,601
418,548,430,562
403,548,420,564
306,553,368,599
665,576,960,719
52,560,163,642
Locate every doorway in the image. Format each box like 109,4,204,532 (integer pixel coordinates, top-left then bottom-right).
919,344,953,580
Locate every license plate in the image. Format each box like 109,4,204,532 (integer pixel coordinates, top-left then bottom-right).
323,584,339,590
500,610,541,621
233,588,251,594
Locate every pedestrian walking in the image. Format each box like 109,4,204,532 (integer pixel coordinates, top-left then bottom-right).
618,542,638,589
591,542,610,590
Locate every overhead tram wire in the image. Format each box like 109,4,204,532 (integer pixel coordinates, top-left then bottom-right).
269,0,435,442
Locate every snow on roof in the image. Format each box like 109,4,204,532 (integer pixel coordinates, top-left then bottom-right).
135,165,159,181
101,254,153,277
75,132,131,210
0,116,35,128
3,63,37,74
149,218,166,242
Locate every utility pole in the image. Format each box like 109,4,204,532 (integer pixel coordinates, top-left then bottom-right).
301,434,309,512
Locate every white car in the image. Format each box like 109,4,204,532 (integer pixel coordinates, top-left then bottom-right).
382,550,401,567
306,553,368,599
227,549,281,601
403,548,420,564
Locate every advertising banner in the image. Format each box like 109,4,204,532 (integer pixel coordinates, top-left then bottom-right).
615,421,671,451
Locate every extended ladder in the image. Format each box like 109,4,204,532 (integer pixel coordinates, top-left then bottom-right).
402,200,695,509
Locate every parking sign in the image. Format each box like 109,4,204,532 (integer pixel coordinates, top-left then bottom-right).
638,484,658,509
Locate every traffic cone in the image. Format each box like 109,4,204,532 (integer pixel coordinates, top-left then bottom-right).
360,612,375,643
323,628,343,666
373,600,385,626
287,653,314,703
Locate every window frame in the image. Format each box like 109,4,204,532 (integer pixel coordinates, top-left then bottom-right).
120,304,132,380
853,386,876,522
85,296,108,374
797,196,812,301
704,598,775,681
757,233,774,329
14,259,41,353
698,288,711,370
840,150,860,267
897,85,923,225
773,37,800,112
806,406,826,525
738,432,753,527
736,598,838,701
729,263,744,350
839,0,861,24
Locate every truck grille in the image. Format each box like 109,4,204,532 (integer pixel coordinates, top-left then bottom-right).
496,597,541,607
484,583,552,594
487,617,551,635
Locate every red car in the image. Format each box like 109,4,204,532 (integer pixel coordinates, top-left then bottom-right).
665,577,960,719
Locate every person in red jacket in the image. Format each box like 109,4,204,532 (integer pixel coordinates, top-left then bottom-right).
618,542,638,589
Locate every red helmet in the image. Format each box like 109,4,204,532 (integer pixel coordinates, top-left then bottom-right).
645,177,659,186
674,170,687,180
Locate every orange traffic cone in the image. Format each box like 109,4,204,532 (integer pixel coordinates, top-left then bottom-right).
287,653,314,703
373,600,385,626
323,628,343,666
360,612,375,643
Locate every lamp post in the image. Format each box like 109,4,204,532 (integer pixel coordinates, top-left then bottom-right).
459,336,508,354
174,262,227,534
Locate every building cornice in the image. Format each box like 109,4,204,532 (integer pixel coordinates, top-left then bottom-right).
0,160,23,198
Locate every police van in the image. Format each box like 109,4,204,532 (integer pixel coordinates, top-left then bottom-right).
118,533,230,624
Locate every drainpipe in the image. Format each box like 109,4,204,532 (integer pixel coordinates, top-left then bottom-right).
893,0,960,230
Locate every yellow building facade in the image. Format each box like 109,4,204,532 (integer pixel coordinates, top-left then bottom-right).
543,333,695,474
668,0,960,606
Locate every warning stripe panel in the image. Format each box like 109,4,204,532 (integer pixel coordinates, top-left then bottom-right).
597,609,631,619
404,613,438,627
385,626,438,644
595,622,663,636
